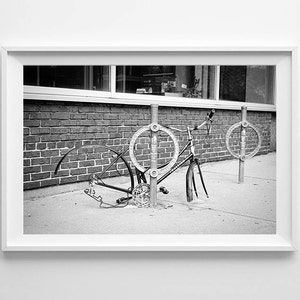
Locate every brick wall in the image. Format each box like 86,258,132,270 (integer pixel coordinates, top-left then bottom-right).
23,100,275,190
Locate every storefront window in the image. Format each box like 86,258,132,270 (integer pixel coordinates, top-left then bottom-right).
24,66,110,91
24,65,275,105
116,65,215,99
219,66,275,104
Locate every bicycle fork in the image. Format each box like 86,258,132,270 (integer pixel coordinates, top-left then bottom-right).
186,158,209,202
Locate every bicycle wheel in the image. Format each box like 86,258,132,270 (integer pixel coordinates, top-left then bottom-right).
186,158,209,202
94,147,134,194
55,145,134,202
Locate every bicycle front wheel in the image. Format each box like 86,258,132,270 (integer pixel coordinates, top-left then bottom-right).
186,159,209,202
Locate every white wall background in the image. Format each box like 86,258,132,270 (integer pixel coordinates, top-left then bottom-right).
0,0,299,299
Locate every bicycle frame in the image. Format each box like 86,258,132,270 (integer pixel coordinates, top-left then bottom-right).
55,110,214,205
92,137,203,195
157,139,193,185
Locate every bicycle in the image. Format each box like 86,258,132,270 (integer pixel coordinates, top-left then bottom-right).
54,109,215,208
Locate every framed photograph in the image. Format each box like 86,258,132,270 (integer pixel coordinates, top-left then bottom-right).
1,46,297,251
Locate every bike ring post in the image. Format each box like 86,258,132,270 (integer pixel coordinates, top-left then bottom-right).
225,106,262,184
129,105,179,208
239,106,247,183
150,104,159,207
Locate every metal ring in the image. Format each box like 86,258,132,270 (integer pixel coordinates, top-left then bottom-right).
150,123,159,132
242,121,249,128
129,124,179,175
225,121,262,159
149,169,159,178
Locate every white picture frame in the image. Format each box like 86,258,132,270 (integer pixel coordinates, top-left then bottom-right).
0,46,297,251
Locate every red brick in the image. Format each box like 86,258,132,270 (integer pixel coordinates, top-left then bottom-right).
79,107,96,113
66,141,75,148
31,172,51,181
41,179,59,187
41,135,60,142
24,181,41,190
31,157,51,165
24,120,40,127
24,166,41,174
37,143,47,150
78,174,90,181
41,120,60,127
24,174,30,182
60,176,77,184
51,112,69,119
30,128,50,135
50,128,70,134
24,105,39,112
79,160,95,167
47,142,57,149
24,135,40,143
26,143,36,150
54,170,69,177
70,168,86,175
42,164,56,172
87,166,103,173
57,141,66,148
70,113,87,120
61,162,78,169
24,151,41,158
24,159,30,166
30,112,51,119
69,154,86,161
103,114,119,120
41,150,60,157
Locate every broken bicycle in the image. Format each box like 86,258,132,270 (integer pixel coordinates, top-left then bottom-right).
54,109,215,208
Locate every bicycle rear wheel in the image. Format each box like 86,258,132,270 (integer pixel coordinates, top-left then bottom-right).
186,158,209,202
55,145,134,203
90,147,135,200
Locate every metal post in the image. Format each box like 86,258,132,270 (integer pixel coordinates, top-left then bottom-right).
239,106,247,183
150,104,158,207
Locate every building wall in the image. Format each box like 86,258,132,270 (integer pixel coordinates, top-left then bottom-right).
23,99,274,190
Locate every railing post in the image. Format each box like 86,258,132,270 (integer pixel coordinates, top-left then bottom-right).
239,106,247,183
150,104,158,207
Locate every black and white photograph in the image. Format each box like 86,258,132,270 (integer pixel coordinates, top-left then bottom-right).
23,64,276,235
2,0,300,299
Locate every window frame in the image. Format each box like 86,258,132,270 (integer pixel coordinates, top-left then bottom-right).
1,46,296,251
24,64,276,112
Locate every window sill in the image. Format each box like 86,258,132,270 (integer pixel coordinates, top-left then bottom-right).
24,86,276,112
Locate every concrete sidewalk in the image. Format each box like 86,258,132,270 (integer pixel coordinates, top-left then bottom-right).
24,153,276,234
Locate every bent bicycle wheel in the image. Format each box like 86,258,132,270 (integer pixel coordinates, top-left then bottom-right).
186,159,209,202
55,145,134,203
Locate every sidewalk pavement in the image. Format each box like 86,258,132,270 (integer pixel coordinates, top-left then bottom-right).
24,153,276,234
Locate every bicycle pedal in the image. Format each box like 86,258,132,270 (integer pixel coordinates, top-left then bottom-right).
84,188,103,203
159,186,169,194
116,197,130,204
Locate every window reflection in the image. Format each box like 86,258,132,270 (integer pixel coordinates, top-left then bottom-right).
219,66,275,104
116,65,215,99
24,65,275,105
24,66,110,91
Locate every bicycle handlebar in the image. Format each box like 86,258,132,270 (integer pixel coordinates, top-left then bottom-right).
207,109,215,120
193,109,215,131
165,109,215,133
